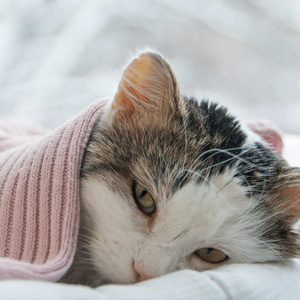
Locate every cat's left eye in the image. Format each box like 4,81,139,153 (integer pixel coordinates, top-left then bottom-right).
132,181,156,215
195,248,228,264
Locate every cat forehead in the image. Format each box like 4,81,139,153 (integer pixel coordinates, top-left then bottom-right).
86,96,287,204
87,98,251,177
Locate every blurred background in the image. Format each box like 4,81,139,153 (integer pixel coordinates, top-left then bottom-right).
0,0,300,133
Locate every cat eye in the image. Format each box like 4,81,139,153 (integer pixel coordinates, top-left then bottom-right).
195,248,228,264
132,181,156,215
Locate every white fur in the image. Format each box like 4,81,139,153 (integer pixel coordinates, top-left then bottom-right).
81,167,281,284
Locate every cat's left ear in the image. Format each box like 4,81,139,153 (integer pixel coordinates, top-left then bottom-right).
107,51,180,124
247,121,283,155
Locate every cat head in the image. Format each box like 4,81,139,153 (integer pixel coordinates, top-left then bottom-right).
80,51,300,284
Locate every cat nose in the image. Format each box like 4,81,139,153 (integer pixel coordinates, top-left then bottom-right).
133,262,152,282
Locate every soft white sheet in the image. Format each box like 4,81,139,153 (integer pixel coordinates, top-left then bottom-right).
0,135,299,299
1,260,300,300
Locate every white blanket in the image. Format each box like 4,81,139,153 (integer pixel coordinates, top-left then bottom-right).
1,260,300,300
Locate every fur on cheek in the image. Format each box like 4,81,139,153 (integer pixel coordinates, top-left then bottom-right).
79,178,142,284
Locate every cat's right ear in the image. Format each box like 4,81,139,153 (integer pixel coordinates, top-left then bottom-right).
105,51,181,125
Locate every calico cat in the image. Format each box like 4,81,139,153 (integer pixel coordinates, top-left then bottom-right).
62,51,300,286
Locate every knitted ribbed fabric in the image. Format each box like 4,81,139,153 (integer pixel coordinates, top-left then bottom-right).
0,101,104,281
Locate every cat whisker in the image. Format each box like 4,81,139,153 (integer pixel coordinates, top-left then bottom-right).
187,146,247,172
175,146,250,189
216,178,234,195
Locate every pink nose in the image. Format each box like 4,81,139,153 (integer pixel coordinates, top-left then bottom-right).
133,263,152,282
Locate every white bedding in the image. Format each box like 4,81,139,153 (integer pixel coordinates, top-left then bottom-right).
1,260,300,300
0,135,299,299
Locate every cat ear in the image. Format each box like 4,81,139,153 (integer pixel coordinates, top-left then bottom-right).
247,121,283,155
109,51,180,124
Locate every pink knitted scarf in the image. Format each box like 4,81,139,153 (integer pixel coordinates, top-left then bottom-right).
0,101,104,281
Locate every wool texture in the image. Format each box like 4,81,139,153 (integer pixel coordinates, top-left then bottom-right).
0,101,104,281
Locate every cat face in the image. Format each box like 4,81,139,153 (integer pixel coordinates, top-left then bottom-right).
80,51,300,284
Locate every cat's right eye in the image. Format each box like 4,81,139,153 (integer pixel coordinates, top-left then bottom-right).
132,181,156,215
195,248,228,264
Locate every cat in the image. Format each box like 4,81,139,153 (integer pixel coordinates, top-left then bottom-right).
61,51,300,286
